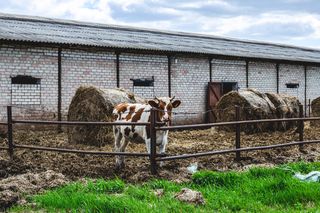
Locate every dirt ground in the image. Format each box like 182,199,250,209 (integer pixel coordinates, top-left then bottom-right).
0,123,320,183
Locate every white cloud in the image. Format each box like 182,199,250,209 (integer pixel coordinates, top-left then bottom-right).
1,0,320,48
2,0,129,23
176,0,238,11
108,0,145,11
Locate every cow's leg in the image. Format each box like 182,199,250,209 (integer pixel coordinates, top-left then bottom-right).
158,143,167,167
114,127,125,170
159,132,168,167
145,138,151,153
118,137,129,168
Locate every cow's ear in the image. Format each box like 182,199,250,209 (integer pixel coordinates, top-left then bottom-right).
171,100,181,108
148,100,159,108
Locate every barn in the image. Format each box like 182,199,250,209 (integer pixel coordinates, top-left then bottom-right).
1,13,320,124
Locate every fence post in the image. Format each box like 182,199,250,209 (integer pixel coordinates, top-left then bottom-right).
235,105,241,161
149,108,157,175
298,104,304,149
7,106,14,159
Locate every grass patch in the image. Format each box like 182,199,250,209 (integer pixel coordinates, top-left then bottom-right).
10,162,320,212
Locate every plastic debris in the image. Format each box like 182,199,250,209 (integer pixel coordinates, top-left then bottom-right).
187,162,198,174
294,171,320,182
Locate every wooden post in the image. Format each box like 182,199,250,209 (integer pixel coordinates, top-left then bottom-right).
149,108,157,174
7,106,14,158
298,104,304,149
235,105,241,161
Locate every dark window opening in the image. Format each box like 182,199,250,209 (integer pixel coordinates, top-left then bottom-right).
130,76,154,87
286,83,299,88
11,75,41,85
222,82,238,94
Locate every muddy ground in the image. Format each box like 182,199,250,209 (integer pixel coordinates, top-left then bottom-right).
0,124,320,183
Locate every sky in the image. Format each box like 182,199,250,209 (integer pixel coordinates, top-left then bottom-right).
1,0,320,49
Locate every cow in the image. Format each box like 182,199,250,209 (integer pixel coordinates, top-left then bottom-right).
113,96,181,170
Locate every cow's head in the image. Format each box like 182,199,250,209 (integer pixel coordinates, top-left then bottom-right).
148,96,181,123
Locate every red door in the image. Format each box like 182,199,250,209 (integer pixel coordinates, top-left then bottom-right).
207,82,223,122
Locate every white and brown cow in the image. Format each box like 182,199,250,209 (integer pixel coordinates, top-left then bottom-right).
113,97,181,170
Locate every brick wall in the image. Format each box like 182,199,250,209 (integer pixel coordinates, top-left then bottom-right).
61,49,116,116
278,64,305,105
119,53,168,99
211,59,247,90
0,45,58,120
1,43,320,124
171,56,209,124
11,84,41,105
306,66,320,112
248,62,277,93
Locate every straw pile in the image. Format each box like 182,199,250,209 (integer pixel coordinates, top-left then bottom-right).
67,86,145,146
215,89,300,133
265,93,300,130
311,97,320,127
0,126,6,138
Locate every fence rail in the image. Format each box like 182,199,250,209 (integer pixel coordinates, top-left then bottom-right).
12,120,149,126
1,105,320,174
157,140,320,161
13,144,153,156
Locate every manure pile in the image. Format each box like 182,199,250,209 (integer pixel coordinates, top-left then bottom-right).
215,89,300,133
67,86,145,146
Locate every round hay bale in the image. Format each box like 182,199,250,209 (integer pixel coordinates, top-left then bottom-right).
67,86,145,146
215,89,277,133
0,126,7,138
311,97,320,127
265,93,300,130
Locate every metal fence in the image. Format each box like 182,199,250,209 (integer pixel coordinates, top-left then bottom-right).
1,105,320,175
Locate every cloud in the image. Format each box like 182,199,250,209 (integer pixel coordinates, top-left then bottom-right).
2,0,115,23
1,0,320,48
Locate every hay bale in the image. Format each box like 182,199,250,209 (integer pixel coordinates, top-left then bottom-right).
0,126,7,138
215,89,300,133
67,86,145,146
215,89,277,132
265,93,300,130
311,97,320,127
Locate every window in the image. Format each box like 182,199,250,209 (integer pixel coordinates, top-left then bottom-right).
130,76,155,98
11,75,41,105
286,83,299,89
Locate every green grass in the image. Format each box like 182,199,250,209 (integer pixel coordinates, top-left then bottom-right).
10,162,320,212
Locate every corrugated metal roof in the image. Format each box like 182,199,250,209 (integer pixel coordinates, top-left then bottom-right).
1,13,320,63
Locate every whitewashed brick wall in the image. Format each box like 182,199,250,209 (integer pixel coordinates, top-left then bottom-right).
248,62,277,93
1,43,320,124
171,56,209,124
11,84,41,105
211,59,247,90
278,64,305,105
61,49,117,115
119,53,168,99
306,66,320,110
0,45,58,120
